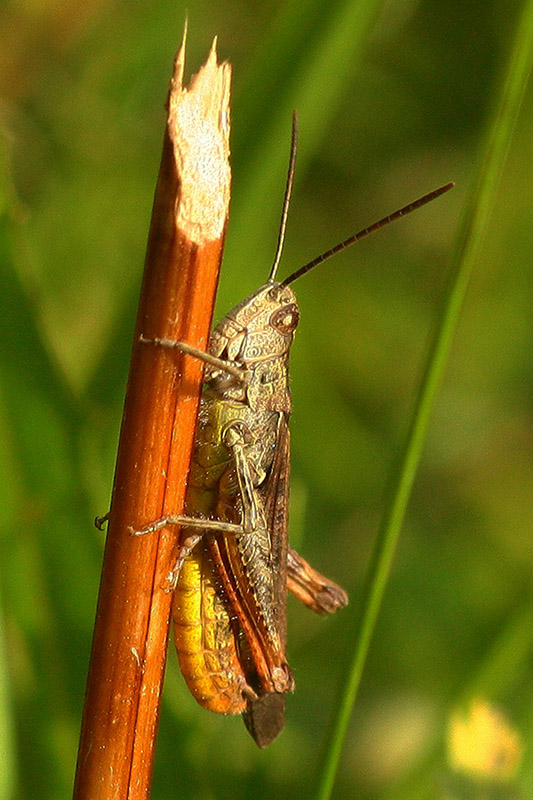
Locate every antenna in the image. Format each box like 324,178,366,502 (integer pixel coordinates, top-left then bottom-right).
268,111,299,282
282,182,454,286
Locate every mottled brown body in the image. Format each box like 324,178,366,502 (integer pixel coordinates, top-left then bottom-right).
174,381,292,713
140,281,347,746
174,284,298,717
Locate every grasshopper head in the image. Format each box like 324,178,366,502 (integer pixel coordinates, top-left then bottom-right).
208,282,299,412
210,282,299,365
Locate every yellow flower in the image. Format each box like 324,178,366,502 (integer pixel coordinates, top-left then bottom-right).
448,700,523,781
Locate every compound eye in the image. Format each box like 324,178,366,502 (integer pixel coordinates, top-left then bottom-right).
270,303,300,334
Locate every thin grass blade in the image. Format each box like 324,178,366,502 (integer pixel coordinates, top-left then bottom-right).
316,1,533,796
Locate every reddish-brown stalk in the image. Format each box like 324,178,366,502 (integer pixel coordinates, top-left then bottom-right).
74,37,231,800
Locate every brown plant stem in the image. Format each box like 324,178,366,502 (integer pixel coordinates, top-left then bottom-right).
74,37,231,800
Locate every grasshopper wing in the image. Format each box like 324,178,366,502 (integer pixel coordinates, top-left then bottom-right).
243,412,291,746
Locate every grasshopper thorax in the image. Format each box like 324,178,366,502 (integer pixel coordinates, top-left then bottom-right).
207,281,299,413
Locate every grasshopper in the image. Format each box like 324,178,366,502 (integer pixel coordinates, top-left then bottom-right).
133,114,453,746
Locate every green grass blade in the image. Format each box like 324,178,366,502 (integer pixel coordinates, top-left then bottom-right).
0,567,18,800
316,2,533,797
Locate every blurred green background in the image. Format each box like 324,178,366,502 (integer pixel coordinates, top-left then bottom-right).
1,0,532,798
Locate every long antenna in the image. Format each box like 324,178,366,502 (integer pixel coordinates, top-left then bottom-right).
268,110,299,282
282,182,454,286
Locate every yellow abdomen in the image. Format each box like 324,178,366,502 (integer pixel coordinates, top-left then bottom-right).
172,542,246,715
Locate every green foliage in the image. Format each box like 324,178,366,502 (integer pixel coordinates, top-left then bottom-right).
1,1,532,798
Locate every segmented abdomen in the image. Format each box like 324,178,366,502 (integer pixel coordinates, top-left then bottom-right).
172,539,246,715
